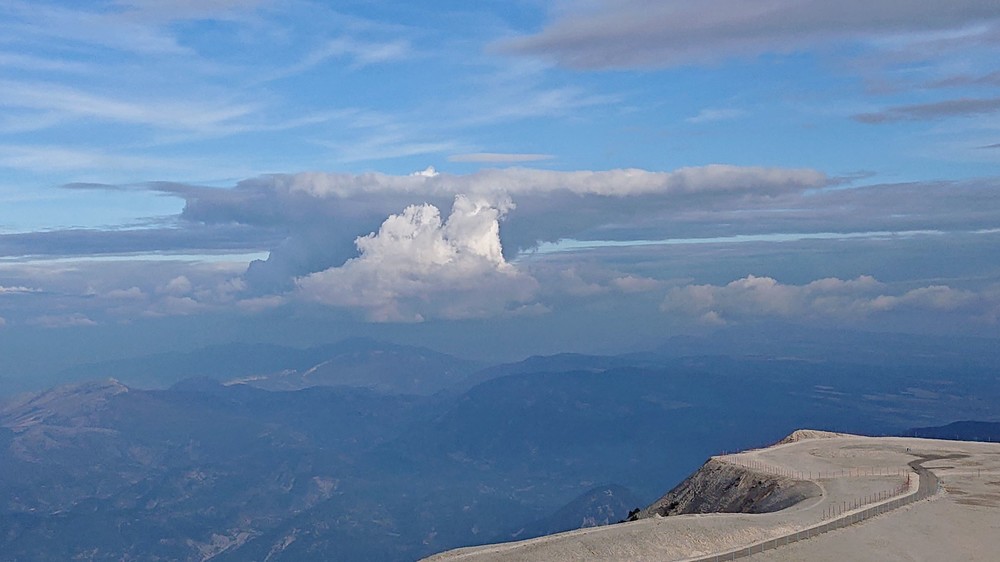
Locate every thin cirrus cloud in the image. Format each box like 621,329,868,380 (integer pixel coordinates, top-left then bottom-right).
2,0,185,56
1,0,265,55
0,52,91,73
111,0,270,23
926,70,1000,89
854,97,1000,123
0,80,259,134
262,36,413,82
0,145,191,174
686,108,747,124
499,0,1000,69
448,153,555,164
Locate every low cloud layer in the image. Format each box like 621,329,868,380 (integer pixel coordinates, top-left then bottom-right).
662,275,996,325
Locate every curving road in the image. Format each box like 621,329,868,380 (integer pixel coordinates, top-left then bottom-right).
691,453,949,561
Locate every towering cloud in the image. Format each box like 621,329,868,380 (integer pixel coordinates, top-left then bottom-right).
295,195,537,321
166,165,830,291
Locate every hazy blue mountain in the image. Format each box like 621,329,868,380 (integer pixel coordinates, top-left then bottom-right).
48,338,483,396
4,344,1000,561
509,484,641,541
52,342,316,388
903,420,1000,442
454,352,663,392
654,326,1000,370
231,339,483,395
0,379,430,562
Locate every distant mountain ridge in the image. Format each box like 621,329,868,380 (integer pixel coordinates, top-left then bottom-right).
53,338,483,396
903,420,1000,442
510,484,641,541
6,328,994,402
4,340,1000,561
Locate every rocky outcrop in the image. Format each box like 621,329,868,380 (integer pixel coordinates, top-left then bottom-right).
1,378,128,431
775,429,852,445
640,458,819,518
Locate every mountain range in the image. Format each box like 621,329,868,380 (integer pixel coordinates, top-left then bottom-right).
2,333,999,561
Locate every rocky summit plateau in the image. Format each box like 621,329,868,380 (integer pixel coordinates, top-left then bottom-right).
426,431,1000,561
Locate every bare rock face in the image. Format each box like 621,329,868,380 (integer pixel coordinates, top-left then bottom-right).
1,378,128,431
776,429,852,445
640,459,820,518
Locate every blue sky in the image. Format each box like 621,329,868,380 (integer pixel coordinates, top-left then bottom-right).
1,1,999,372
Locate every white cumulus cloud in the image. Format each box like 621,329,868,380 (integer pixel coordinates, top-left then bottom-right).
158,275,192,296
661,274,995,324
612,275,663,293
27,313,98,328
0,285,41,294
869,285,978,312
295,195,537,321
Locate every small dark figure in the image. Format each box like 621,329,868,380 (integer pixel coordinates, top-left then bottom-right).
620,508,642,523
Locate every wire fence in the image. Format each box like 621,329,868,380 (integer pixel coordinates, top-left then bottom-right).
717,455,909,481
683,460,938,561
716,455,913,520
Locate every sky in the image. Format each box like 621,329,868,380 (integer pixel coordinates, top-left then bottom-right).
1,0,999,376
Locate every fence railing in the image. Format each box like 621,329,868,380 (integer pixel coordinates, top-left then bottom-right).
683,459,938,561
716,455,908,481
